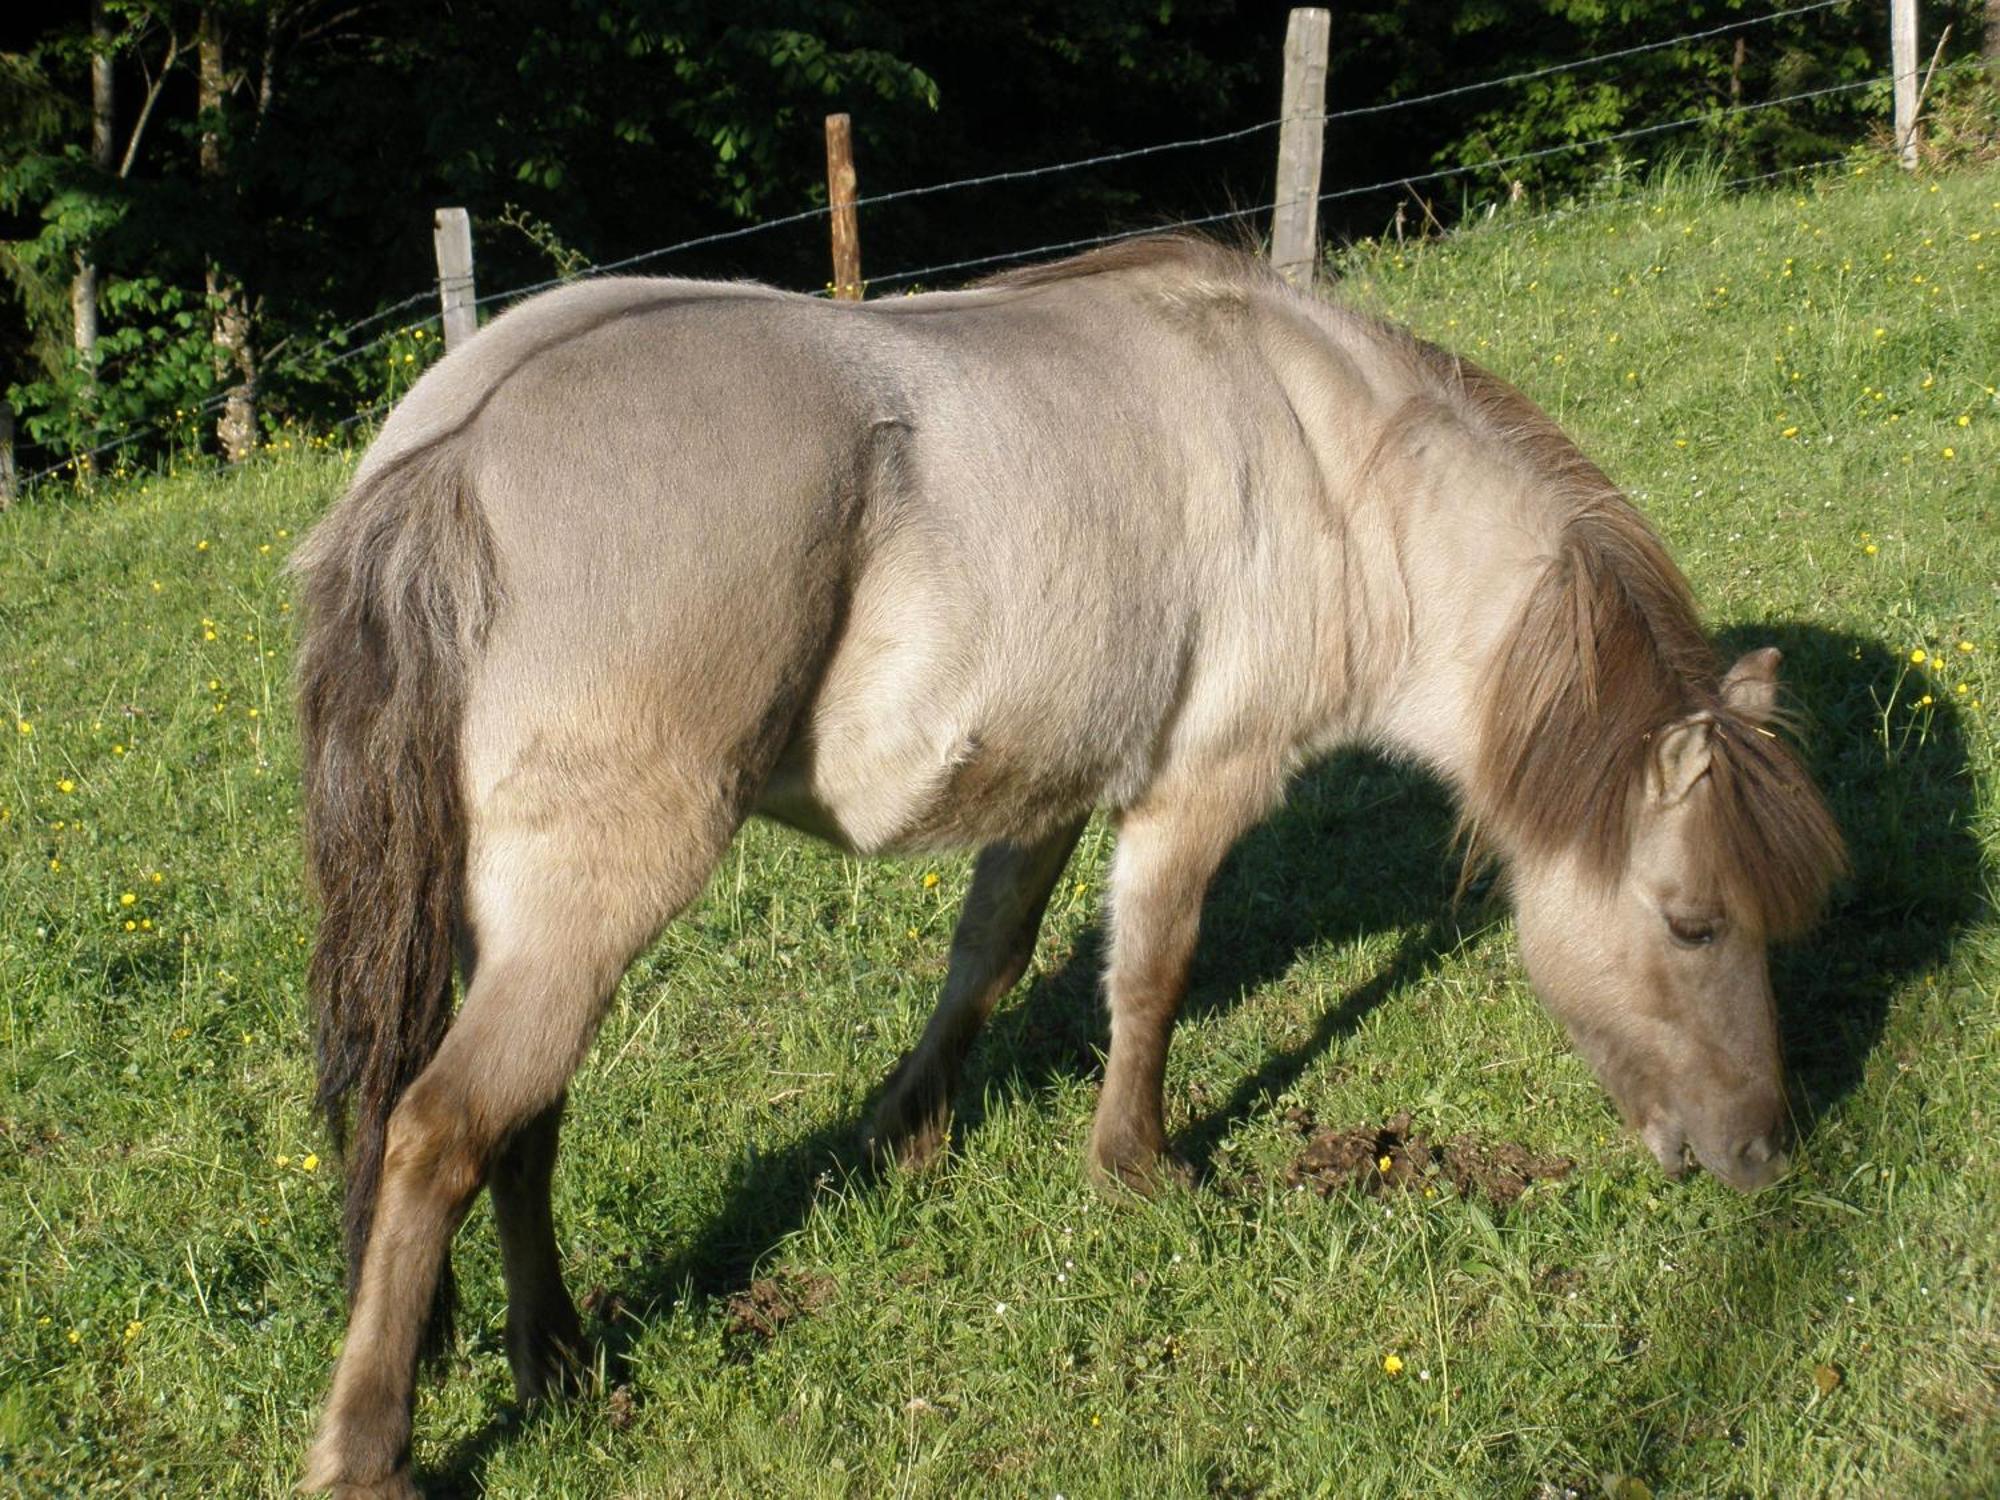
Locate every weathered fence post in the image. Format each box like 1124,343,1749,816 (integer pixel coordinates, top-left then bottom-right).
1272,7,1331,286
1892,0,1921,169
433,207,478,350
825,113,862,300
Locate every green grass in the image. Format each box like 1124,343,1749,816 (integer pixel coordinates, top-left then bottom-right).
3,157,1996,1497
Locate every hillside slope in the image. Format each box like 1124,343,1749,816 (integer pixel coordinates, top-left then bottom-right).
1,159,1994,1496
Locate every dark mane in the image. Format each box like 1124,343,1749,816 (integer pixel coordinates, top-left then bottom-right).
975,233,1275,293
1439,357,1847,937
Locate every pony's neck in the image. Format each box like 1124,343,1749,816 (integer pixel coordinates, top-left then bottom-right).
1337,422,1563,799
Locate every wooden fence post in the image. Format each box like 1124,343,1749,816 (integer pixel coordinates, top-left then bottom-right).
1892,0,1920,169
433,207,478,350
0,405,14,509
825,114,862,299
1272,7,1331,286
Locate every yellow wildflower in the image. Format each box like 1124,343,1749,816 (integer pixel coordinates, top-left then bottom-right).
57,779,75,794
1382,1353,1405,1376
922,871,940,889
301,1153,320,1173
120,892,136,906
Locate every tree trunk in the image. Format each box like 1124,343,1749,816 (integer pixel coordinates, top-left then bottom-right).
1729,36,1746,108
72,2,115,386
199,7,256,463
1,404,16,509
1985,0,2000,72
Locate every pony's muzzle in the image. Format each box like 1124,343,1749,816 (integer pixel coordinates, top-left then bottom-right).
1717,1132,1790,1192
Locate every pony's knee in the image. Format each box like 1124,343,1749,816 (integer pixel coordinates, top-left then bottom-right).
379,1074,487,1207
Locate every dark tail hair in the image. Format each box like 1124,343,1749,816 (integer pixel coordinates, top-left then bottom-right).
294,441,499,1352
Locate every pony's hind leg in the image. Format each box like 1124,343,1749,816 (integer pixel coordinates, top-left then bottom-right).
866,817,1086,1169
490,1096,584,1401
304,798,737,1497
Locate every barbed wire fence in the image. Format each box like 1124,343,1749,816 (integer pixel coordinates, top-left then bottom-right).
15,0,1971,491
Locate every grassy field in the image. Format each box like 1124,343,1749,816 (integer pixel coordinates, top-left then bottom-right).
2,157,1996,1498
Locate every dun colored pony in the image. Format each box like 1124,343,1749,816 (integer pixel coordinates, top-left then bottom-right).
295,237,1844,1495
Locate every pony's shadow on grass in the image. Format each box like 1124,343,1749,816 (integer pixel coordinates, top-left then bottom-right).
624,752,1469,1321
952,752,1477,1172
1714,623,1984,1126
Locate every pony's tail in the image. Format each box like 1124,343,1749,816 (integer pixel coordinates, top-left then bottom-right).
293,441,499,1354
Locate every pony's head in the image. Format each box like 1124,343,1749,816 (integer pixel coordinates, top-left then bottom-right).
1507,648,1846,1188
1469,501,1847,1191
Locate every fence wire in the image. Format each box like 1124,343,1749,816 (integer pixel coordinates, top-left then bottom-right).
1320,0,1854,123
16,0,1945,486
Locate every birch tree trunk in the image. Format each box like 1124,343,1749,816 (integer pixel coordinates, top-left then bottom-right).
1,405,16,509
199,7,256,463
72,1,115,416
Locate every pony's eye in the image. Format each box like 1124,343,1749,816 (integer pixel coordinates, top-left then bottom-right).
1667,915,1718,948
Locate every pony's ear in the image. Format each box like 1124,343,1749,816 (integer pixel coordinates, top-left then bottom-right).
1720,647,1782,718
1650,716,1714,807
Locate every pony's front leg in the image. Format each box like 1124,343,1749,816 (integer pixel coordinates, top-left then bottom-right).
1090,768,1274,1191
867,817,1087,1169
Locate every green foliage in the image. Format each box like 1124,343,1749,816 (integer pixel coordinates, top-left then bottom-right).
12,277,216,458
0,161,1996,1494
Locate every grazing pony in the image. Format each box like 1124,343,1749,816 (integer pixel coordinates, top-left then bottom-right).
294,237,1844,1495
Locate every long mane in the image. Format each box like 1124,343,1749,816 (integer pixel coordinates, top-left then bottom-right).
1436,357,1847,936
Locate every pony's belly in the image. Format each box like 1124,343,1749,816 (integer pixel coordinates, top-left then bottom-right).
754,723,1106,856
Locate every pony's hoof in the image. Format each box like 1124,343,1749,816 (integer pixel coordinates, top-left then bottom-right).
1087,1142,1195,1198
864,1057,953,1171
300,1436,420,1499
318,1479,420,1500
509,1325,593,1406
301,1409,421,1498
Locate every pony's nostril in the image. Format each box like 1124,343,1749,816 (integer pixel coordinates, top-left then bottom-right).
1727,1134,1791,1187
